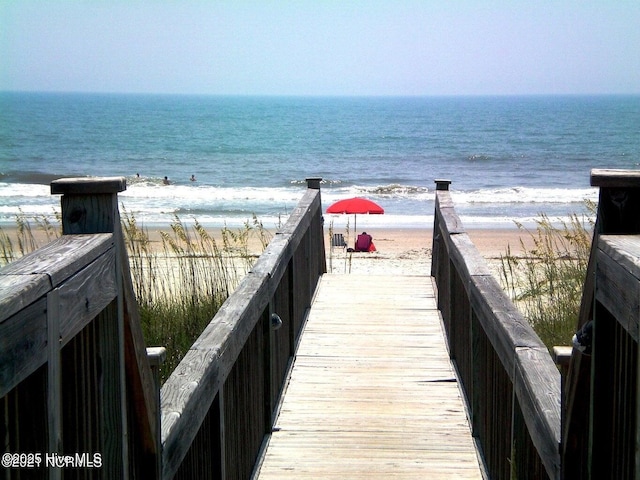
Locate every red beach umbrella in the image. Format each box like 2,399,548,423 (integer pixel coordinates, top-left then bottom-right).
326,197,384,233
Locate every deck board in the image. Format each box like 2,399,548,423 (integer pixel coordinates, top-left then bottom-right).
254,274,483,479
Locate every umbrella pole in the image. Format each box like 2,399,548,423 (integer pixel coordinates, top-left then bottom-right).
354,215,357,247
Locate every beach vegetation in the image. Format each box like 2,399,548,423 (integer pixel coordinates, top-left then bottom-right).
499,204,594,352
0,211,271,383
123,211,271,381
0,209,61,264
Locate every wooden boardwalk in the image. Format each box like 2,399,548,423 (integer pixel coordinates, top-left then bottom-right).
254,274,484,479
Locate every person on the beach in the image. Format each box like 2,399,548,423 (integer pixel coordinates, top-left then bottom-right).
163,176,170,185
190,174,196,182
355,231,375,252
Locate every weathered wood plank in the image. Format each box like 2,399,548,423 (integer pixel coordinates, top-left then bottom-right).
250,233,293,282
436,206,465,236
433,187,562,479
46,289,62,459
434,189,457,211
255,274,483,479
469,275,545,375
599,235,640,275
0,274,51,326
0,233,113,285
278,190,319,237
119,237,160,470
98,302,126,478
514,347,562,480
449,233,493,278
0,299,47,397
160,347,222,477
590,169,640,188
58,247,117,345
51,176,127,195
0,236,116,396
0,234,114,322
596,237,640,342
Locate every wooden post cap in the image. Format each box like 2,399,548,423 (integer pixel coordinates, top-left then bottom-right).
434,179,451,191
590,169,640,188
306,177,322,189
146,347,167,367
552,346,572,367
51,177,127,195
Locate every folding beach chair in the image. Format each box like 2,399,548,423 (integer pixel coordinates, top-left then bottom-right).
331,233,347,249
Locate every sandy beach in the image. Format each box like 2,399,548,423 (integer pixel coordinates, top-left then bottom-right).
324,227,534,276
1,224,533,280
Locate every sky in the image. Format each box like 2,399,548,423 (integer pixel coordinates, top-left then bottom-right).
1,1,639,96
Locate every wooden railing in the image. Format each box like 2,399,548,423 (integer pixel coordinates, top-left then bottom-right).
159,177,326,479
562,169,640,479
433,170,640,480
431,179,562,480
1,177,160,479
1,176,326,479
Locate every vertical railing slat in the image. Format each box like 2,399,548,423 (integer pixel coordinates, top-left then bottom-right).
47,289,62,480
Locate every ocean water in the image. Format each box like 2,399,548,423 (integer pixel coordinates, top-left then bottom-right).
0,93,638,230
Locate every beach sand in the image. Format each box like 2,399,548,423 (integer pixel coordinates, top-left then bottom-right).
1,225,532,280
324,227,533,276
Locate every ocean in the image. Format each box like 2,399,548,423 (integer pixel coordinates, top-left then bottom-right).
1,93,638,231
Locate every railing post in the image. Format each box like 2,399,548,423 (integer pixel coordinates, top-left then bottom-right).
306,177,326,277
51,176,130,477
431,179,452,306
147,347,166,478
51,176,161,478
51,177,127,234
306,177,322,190
435,179,451,191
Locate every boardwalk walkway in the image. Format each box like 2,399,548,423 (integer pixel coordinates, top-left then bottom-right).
254,274,484,479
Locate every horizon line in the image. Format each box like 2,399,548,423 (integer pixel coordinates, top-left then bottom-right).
2,89,639,99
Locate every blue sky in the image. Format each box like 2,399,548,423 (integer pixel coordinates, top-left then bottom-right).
1,1,639,96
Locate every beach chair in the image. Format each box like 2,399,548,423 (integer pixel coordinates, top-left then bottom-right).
331,233,347,249
354,232,375,252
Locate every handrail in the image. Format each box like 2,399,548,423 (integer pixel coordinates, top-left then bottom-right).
0,228,151,477
431,181,561,480
0,233,128,478
1,176,326,479
562,169,640,478
160,178,326,479
0,233,116,395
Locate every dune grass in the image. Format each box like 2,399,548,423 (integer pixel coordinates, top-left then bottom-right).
499,206,594,352
1,211,271,383
0,210,62,264
122,211,271,381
